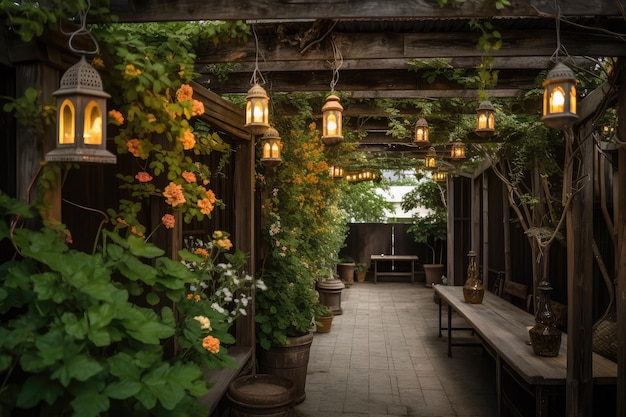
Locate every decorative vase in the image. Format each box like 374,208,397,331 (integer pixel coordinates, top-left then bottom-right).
257,332,314,404
227,374,295,417
315,314,333,333
423,263,444,287
462,250,484,304
316,278,344,315
529,280,562,357
337,262,355,284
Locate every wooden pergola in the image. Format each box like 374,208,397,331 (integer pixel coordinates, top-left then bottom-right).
3,1,625,416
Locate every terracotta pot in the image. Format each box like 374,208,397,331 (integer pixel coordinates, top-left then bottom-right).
257,332,313,404
423,264,444,287
337,262,355,283
355,271,366,282
315,315,333,333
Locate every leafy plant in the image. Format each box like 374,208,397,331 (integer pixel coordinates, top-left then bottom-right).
354,262,369,273
402,179,447,264
0,193,240,417
255,118,346,349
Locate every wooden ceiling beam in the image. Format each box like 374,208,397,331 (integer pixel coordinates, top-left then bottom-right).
108,0,622,22
196,68,541,95
195,30,617,66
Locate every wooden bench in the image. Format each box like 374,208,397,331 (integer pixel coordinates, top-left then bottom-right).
198,346,254,416
370,254,418,284
433,285,617,417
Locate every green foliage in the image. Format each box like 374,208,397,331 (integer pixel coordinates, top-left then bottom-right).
339,180,393,223
0,0,113,42
0,193,240,417
402,179,447,263
255,118,347,349
2,87,56,135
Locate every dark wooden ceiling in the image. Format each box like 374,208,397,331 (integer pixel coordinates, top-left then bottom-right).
108,1,626,151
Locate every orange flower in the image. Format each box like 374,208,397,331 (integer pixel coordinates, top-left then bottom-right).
205,189,216,204
179,130,196,150
163,182,186,207
194,248,209,258
108,109,124,125
161,214,175,229
130,226,145,237
215,237,233,251
92,57,105,69
135,172,153,183
176,84,194,102
186,293,194,300
126,139,141,157
191,99,205,116
197,198,214,215
124,64,142,77
182,171,197,183
202,335,220,353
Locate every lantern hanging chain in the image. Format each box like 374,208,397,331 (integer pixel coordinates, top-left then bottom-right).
550,1,570,64
329,37,343,93
250,25,266,86
60,0,99,55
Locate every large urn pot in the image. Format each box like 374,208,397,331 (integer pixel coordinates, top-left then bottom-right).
257,332,314,404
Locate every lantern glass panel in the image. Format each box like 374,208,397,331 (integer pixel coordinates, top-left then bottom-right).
570,86,577,113
271,142,280,158
326,113,338,136
84,100,103,145
60,99,75,144
550,87,565,113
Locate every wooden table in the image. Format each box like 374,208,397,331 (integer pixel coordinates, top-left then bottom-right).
370,255,418,284
433,285,617,417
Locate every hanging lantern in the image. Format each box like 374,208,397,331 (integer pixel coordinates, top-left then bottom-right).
542,63,578,130
260,126,281,167
330,165,345,179
450,138,466,160
414,118,430,146
321,94,344,146
475,100,495,137
45,56,115,164
424,147,437,169
244,83,270,135
432,170,447,183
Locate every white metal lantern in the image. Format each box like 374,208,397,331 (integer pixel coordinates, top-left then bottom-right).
475,100,495,137
542,63,578,130
321,94,344,146
45,56,115,164
244,83,270,135
260,126,282,167
414,118,430,146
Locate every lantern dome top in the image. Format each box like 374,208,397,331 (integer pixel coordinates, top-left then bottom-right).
246,83,269,98
322,94,343,111
262,126,280,139
477,100,495,111
542,62,577,85
54,56,110,98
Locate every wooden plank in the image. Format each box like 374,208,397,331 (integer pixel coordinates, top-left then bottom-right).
108,0,621,22
194,30,622,65
190,80,249,140
566,123,595,417
434,286,617,385
198,347,253,415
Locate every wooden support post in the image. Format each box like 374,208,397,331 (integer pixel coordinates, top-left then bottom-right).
615,62,626,417
565,124,594,417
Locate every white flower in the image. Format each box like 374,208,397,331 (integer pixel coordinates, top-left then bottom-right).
193,315,212,330
241,297,249,307
211,303,225,314
245,274,253,281
239,308,247,316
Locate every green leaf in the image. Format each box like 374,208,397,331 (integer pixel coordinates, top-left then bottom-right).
70,390,110,417
51,355,103,387
127,234,164,258
104,379,142,399
146,292,160,305
16,375,64,408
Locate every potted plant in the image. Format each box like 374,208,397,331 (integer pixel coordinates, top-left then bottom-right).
354,262,369,283
403,179,448,287
315,304,334,333
255,118,346,404
337,256,356,285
